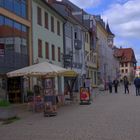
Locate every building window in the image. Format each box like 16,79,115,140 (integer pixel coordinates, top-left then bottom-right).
14,0,21,16
37,7,42,26
51,16,54,32
45,42,49,59
52,44,55,60
0,0,27,19
125,63,128,67
38,39,42,57
0,0,4,7
0,15,28,70
44,12,48,29
121,63,124,67
4,0,13,12
58,47,60,61
21,0,27,18
57,20,60,35
122,69,124,73
74,32,77,39
125,69,128,73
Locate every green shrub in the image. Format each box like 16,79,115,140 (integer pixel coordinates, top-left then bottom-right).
0,99,10,107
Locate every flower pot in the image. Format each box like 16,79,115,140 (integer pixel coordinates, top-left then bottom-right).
0,106,17,121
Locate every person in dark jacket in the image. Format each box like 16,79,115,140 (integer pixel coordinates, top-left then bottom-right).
113,78,119,93
108,80,113,93
123,76,129,94
134,77,140,96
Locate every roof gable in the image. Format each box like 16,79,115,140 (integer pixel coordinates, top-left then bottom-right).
114,48,137,63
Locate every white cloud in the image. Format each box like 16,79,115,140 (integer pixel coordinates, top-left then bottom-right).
69,0,101,8
114,38,132,47
102,0,140,39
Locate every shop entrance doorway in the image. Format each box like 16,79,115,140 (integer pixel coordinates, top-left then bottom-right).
7,77,22,103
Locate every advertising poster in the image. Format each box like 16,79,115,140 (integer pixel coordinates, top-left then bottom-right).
44,78,53,89
80,87,90,102
44,78,54,95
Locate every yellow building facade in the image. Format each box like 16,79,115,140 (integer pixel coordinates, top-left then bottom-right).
85,31,98,87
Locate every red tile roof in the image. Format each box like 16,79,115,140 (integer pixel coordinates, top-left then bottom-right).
114,48,137,63
136,66,140,69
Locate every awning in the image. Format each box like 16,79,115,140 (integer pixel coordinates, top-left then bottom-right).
7,61,77,78
62,70,78,77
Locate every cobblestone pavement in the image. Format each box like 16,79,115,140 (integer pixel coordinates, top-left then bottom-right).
0,84,140,140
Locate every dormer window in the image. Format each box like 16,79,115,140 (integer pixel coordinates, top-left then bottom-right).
74,32,77,39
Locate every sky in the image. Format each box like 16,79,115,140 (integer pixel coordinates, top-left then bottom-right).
69,0,140,65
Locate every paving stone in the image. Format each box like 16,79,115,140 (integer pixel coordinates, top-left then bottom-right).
0,84,139,140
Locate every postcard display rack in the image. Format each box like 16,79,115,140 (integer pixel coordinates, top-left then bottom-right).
43,78,57,117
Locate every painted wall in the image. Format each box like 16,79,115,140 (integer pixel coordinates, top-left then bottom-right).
84,31,98,86
135,67,140,77
97,22,119,84
97,22,108,83
120,62,135,81
64,21,86,90
32,0,64,66
32,0,65,93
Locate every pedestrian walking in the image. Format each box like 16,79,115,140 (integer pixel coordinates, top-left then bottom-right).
134,77,140,96
108,80,113,93
123,76,129,94
113,78,119,93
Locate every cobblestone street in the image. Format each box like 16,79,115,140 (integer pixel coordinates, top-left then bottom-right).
0,85,140,140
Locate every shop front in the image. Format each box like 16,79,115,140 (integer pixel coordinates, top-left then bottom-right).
63,70,78,100
0,75,7,99
7,77,23,103
7,62,77,107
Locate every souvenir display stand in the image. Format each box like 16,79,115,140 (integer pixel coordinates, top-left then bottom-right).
43,78,57,117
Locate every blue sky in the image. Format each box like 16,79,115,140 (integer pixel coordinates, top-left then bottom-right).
69,0,140,65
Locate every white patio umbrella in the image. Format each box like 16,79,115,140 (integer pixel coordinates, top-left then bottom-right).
7,61,77,77
7,62,78,112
